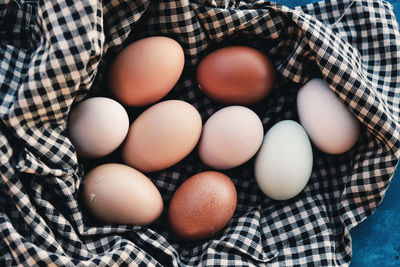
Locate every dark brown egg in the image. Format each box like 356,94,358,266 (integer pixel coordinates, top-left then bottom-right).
197,46,275,105
168,171,237,242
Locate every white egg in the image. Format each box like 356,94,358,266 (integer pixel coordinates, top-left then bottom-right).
198,106,264,170
297,78,360,154
254,120,313,201
68,97,129,158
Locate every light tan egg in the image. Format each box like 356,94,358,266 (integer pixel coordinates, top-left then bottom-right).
122,100,202,172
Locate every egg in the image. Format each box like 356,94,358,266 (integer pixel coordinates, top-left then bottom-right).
82,163,163,225
168,171,237,242
122,100,202,172
297,78,360,154
198,106,264,170
197,46,275,105
68,97,129,158
108,36,185,106
254,120,313,201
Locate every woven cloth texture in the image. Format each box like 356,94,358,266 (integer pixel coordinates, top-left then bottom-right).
0,0,399,266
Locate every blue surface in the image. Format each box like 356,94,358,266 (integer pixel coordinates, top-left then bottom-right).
350,168,400,266
273,0,400,266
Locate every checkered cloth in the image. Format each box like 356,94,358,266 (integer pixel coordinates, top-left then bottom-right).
1,0,399,265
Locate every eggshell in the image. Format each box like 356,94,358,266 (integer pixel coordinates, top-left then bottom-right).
297,78,360,154
197,46,275,105
122,100,202,172
198,106,264,170
108,36,185,106
168,171,237,242
254,120,313,201
68,97,129,158
82,163,163,225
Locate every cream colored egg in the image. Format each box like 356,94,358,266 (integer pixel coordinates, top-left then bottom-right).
297,78,360,154
82,163,163,226
254,120,313,201
68,97,129,158
122,100,202,172
198,106,264,170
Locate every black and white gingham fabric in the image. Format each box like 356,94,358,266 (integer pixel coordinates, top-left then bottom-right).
1,0,399,265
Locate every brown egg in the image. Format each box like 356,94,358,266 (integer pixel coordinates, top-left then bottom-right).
168,171,237,242
82,163,163,226
122,100,202,172
197,46,274,105
108,36,185,106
